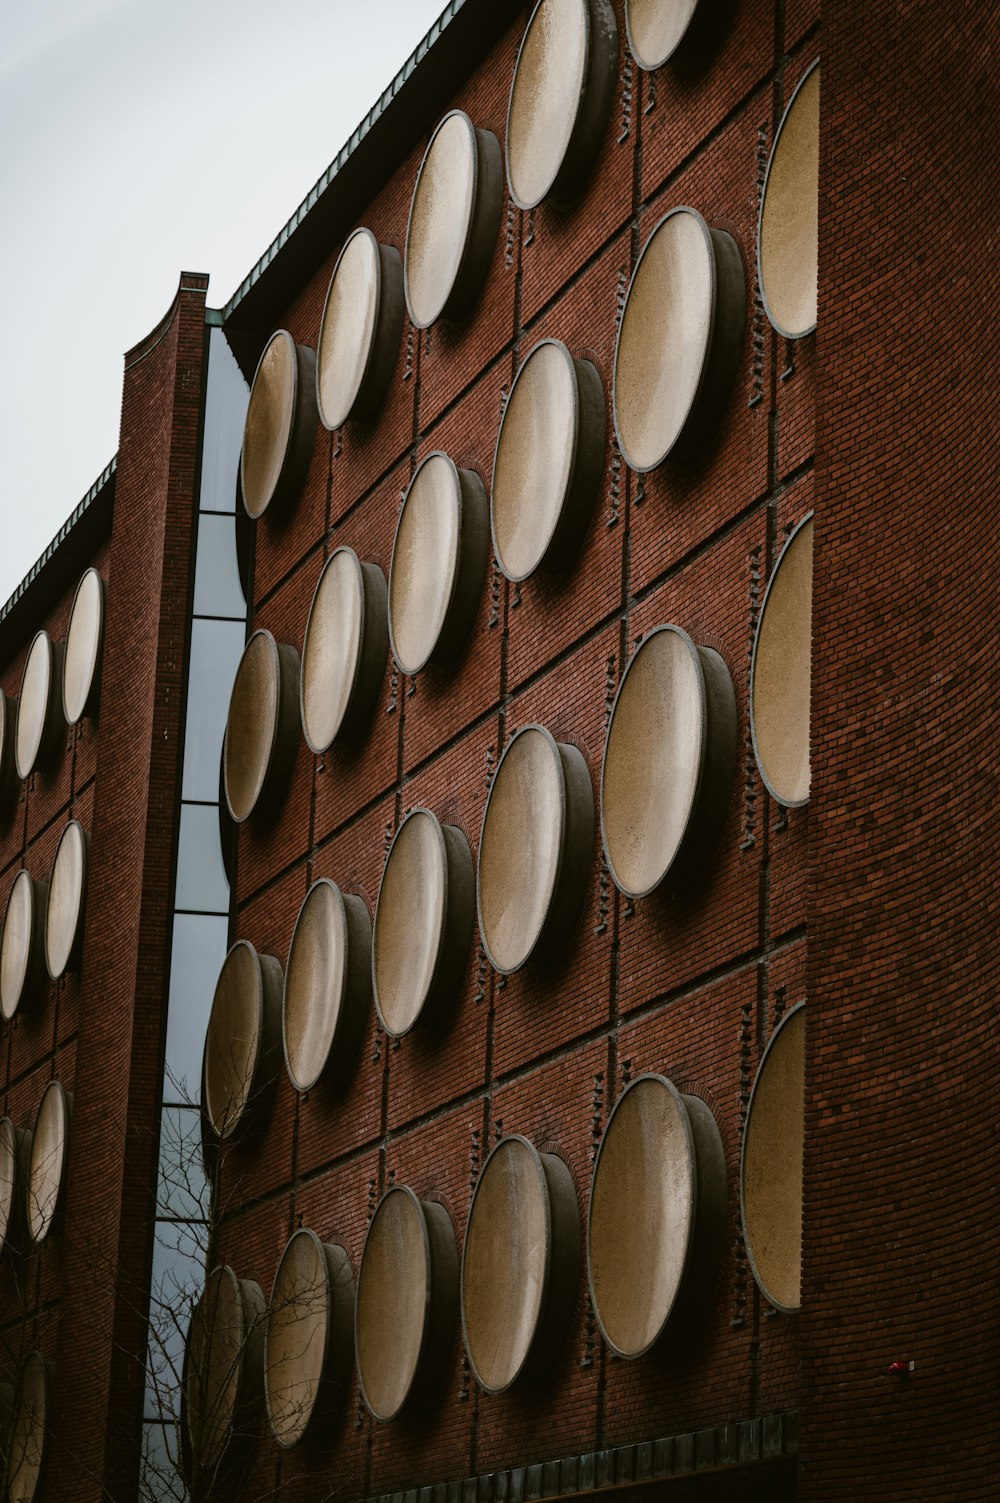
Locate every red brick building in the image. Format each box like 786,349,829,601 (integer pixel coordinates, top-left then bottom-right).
0,1,995,1500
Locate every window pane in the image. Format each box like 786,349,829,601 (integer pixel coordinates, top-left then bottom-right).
157,1107,208,1220
181,618,245,803
198,326,248,514
145,1221,206,1420
175,803,229,915
193,513,245,621
164,913,228,1101
140,1421,184,1502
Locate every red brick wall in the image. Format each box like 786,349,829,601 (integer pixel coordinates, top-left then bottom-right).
37,273,208,1501
221,1,823,1497
801,4,999,1500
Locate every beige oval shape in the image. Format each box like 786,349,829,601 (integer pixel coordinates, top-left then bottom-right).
601,628,703,896
266,1230,346,1448
317,229,381,431
373,810,447,1036
759,64,820,338
742,1003,805,1312
614,209,714,471
405,112,477,329
63,569,104,725
1,872,36,1021
492,341,578,580
356,1186,430,1420
588,1075,695,1356
463,1137,549,1391
186,1266,248,1472
45,820,87,980
301,550,364,753
389,454,462,675
478,726,564,974
15,633,55,782
241,331,297,518
224,631,280,822
204,942,264,1139
508,0,588,209
7,1353,46,1503
0,1117,17,1249
27,1081,68,1245
750,515,813,806
283,880,349,1092
626,0,701,67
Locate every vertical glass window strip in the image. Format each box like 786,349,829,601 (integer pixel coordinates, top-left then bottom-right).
175,804,230,916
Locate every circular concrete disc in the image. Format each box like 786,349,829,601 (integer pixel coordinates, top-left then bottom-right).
491,341,578,580
1,872,37,1022
355,1186,432,1421
241,331,297,519
0,1117,17,1250
742,1003,806,1312
750,515,814,806
266,1230,347,1448
44,820,87,980
283,880,349,1092
204,942,265,1139
224,631,281,822
405,112,477,329
7,1353,46,1503
62,569,104,725
626,0,701,68
759,64,820,339
27,1081,68,1245
372,810,447,1036
389,455,462,676
300,549,365,753
15,634,56,782
588,1075,696,1356
317,228,381,430
507,0,588,209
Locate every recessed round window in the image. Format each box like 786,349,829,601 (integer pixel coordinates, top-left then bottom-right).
601,626,737,898
15,633,63,781
7,1352,47,1503
240,330,318,519
355,1185,458,1422
404,111,503,329
478,725,594,974
372,808,474,1037
317,228,405,430
462,1136,579,1392
1,871,46,1022
388,453,488,676
613,207,745,470
758,62,820,340
26,1080,70,1246
625,0,705,69
300,548,387,754
62,568,105,725
750,514,814,807
203,940,282,1140
283,878,371,1092
491,340,605,580
506,0,618,211
184,1265,265,1478
44,820,88,980
266,1229,354,1448
223,629,300,823
741,1002,806,1312
588,1074,726,1356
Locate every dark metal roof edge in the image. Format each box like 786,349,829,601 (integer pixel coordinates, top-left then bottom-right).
0,456,116,636
348,1411,798,1503
220,0,471,323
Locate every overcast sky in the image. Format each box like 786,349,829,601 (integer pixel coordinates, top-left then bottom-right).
0,0,446,608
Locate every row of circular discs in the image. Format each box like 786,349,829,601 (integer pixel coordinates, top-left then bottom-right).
240,2,819,515
188,1005,803,1480
0,820,89,1025
0,569,105,807
217,513,811,1117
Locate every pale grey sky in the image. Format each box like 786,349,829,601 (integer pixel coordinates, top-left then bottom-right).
0,0,446,608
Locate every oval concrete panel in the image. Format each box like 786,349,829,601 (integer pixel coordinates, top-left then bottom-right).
625,0,702,68
613,207,744,469
62,568,105,725
478,725,594,974
203,940,282,1140
185,1265,265,1477
241,330,317,519
355,1185,458,1421
507,0,587,208
759,63,820,339
26,1080,69,1246
317,228,404,429
15,632,63,781
300,547,387,752
283,878,371,1091
750,514,814,807
223,629,300,823
741,1002,806,1312
266,1229,354,1448
1,871,46,1021
7,1352,47,1503
44,820,88,980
